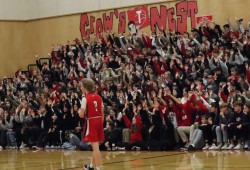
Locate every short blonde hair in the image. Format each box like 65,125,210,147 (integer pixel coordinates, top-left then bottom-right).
82,78,95,92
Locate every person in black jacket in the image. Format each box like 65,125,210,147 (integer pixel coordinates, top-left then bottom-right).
242,101,250,149
219,103,234,150
24,106,40,148
206,102,222,150
144,110,162,151
159,115,176,150
61,105,72,132
45,113,61,148
100,121,122,151
32,105,51,149
227,101,247,150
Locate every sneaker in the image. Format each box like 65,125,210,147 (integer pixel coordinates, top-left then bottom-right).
234,144,243,150
215,143,223,150
221,143,228,150
202,144,210,150
135,147,140,151
19,143,26,149
9,146,17,150
244,143,248,149
83,165,94,170
132,146,136,150
0,146,2,150
187,145,196,151
116,147,125,151
132,146,140,151
68,146,76,150
180,143,189,150
184,143,190,148
32,146,43,150
50,145,55,149
55,146,61,149
112,143,117,151
226,144,234,150
45,145,51,149
208,143,216,150
107,147,111,151
180,147,188,151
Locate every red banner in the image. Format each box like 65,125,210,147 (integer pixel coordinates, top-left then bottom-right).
80,0,199,38
196,15,213,24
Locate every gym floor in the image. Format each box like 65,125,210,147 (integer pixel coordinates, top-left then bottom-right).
0,149,250,170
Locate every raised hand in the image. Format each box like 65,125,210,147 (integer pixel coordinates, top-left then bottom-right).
133,106,137,115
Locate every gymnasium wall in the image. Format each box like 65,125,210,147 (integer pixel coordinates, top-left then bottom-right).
0,0,249,77
0,0,169,20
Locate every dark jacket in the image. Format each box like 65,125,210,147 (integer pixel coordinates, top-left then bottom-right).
36,112,51,130
219,110,234,126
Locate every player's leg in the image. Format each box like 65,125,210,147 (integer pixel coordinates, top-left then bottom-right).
84,142,101,170
84,151,95,170
91,142,102,170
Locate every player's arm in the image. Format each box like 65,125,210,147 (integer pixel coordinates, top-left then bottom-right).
78,108,85,118
78,97,87,118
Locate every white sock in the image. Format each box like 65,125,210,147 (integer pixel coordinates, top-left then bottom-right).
96,166,101,170
89,163,94,168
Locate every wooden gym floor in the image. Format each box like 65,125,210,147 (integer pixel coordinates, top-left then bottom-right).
0,150,250,170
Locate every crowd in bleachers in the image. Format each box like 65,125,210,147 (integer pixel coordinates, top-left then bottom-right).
0,18,250,151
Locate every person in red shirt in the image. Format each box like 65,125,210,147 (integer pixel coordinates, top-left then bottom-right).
123,106,143,144
78,78,104,170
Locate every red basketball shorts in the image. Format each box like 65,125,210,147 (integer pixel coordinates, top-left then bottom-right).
83,117,104,142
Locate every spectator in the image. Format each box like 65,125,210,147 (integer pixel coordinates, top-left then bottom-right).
226,101,247,150
218,103,234,150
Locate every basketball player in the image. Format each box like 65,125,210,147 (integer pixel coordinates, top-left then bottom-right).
78,78,104,170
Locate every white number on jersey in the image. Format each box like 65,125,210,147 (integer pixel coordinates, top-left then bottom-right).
93,101,98,111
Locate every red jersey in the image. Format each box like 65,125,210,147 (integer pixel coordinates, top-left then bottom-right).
82,92,104,142
85,92,103,118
